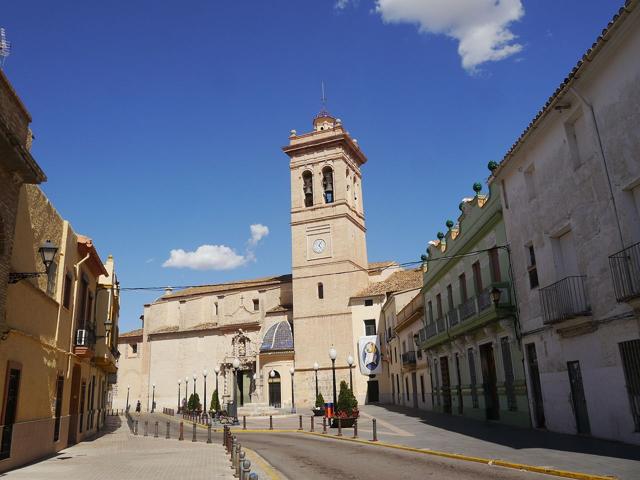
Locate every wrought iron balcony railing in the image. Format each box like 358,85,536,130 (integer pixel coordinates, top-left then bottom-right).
446,308,459,327
401,351,417,365
425,322,437,339
459,297,477,321
477,287,493,312
609,242,640,302
436,316,445,334
75,327,96,347
540,275,591,324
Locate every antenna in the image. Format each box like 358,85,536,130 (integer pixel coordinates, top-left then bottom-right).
0,28,10,69
321,81,327,110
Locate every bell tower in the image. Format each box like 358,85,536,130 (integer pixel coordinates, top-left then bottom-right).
282,109,369,406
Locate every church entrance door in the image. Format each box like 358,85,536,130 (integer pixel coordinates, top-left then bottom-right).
268,372,281,408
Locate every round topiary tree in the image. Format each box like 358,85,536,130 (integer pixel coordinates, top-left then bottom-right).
336,380,358,418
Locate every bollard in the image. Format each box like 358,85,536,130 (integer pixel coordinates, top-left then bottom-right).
154,421,159,438
243,415,246,430
337,418,342,436
192,422,197,442
231,437,238,470
134,420,139,435
269,415,273,430
310,416,314,432
322,416,327,434
166,421,170,439
223,426,227,448
207,424,212,444
179,421,184,441
144,421,148,436
237,450,244,478
353,419,358,439
249,474,258,480
242,458,252,480
298,415,303,431
372,418,378,442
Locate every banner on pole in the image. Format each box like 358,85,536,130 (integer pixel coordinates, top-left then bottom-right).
358,335,382,375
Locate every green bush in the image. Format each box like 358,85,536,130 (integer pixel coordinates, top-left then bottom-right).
336,380,358,417
315,392,325,408
188,393,201,412
210,389,221,412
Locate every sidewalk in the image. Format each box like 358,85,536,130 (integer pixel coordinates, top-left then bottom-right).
227,404,640,479
3,415,236,480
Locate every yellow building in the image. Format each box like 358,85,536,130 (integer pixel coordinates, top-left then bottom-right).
0,185,119,473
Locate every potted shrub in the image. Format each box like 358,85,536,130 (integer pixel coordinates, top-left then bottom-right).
332,380,358,428
312,393,325,416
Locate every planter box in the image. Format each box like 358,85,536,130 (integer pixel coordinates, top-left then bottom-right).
312,408,325,417
330,417,357,428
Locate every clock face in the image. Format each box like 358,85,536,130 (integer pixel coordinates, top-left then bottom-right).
312,239,326,254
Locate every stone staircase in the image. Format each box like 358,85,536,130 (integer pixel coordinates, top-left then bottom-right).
237,403,285,416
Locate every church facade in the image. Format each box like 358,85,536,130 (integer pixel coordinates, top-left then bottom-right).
114,110,406,413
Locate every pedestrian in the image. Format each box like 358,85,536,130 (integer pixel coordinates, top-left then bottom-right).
136,400,141,414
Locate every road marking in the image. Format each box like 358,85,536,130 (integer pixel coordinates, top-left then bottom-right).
359,411,414,437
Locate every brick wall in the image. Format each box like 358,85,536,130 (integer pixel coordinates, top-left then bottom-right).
0,165,21,334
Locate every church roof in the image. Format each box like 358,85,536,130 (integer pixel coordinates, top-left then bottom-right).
352,268,423,298
119,328,143,339
260,321,294,352
161,274,292,300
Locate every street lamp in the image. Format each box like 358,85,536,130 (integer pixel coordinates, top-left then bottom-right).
347,355,354,391
313,362,319,401
203,369,208,415
232,357,240,423
151,383,156,413
8,240,58,284
214,365,220,396
192,372,197,410
491,286,502,307
289,367,295,413
126,385,130,411
329,347,337,408
185,376,189,411
177,380,181,412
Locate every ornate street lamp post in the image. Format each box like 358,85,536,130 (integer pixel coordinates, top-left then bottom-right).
177,380,181,412
185,377,189,411
126,385,130,411
313,362,319,400
329,347,337,408
232,357,240,423
347,355,354,391
214,365,220,395
289,367,295,413
192,373,197,410
203,369,208,415
151,383,156,412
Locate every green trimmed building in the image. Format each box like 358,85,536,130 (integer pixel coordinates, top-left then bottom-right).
418,183,530,427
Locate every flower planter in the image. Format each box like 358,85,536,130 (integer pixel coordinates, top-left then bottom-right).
330,417,357,428
312,408,325,417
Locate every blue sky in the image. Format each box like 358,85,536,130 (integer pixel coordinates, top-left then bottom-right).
2,0,621,332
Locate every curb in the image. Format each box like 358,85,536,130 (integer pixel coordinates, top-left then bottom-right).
229,428,616,480
243,447,288,480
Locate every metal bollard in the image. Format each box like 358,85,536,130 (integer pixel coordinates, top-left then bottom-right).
192,422,197,442
134,420,139,435
207,424,212,444
231,437,237,469
269,415,273,430
353,419,358,439
372,418,378,442
249,474,258,480
179,421,184,441
166,421,170,439
298,415,303,431
337,418,342,436
237,450,244,478
144,421,148,436
322,416,327,434
310,416,314,432
223,426,228,448
243,415,246,430
154,421,159,438
242,458,252,480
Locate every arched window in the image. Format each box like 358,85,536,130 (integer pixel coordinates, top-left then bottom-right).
322,167,334,204
302,171,313,207
317,282,324,299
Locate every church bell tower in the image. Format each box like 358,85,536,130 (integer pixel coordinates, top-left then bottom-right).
282,109,369,407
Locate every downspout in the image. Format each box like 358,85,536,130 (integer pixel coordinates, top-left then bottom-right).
66,252,90,379
569,86,625,251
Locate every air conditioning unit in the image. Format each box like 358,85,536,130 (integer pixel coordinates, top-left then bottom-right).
76,329,89,346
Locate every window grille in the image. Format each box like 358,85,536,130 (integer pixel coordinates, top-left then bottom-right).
501,337,517,411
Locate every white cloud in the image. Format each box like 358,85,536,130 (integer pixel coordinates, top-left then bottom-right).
162,224,270,271
374,0,524,72
249,224,269,246
335,0,351,9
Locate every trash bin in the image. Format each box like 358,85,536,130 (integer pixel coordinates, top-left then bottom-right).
324,402,334,418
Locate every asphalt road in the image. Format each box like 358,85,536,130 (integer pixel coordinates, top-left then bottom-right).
236,432,551,480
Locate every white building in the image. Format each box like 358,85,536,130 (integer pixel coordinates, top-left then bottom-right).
490,1,640,444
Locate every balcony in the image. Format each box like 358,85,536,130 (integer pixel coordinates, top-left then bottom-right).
459,297,477,321
401,351,417,365
436,316,445,334
74,327,96,359
446,308,459,328
609,242,640,303
477,287,493,312
540,276,591,324
425,322,437,339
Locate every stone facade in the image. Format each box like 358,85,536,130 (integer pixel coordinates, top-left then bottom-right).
490,3,640,444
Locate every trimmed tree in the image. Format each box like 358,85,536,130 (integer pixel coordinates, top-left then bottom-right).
336,380,358,418
315,392,325,409
210,389,221,413
188,393,201,412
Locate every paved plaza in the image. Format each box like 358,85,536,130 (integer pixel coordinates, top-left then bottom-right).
3,416,266,480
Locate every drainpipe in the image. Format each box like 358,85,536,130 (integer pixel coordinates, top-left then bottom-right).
569,86,625,251
66,252,90,379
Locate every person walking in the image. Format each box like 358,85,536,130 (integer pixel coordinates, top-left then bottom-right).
135,400,141,415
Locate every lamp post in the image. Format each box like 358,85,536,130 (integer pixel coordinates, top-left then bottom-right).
151,383,155,412
185,377,189,411
126,385,130,411
347,355,354,391
491,286,502,307
313,362,319,401
232,357,240,423
214,365,220,395
289,367,295,413
192,373,197,410
329,347,337,408
203,369,208,414
177,380,181,412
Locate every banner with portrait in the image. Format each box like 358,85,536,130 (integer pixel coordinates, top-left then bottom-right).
358,335,382,375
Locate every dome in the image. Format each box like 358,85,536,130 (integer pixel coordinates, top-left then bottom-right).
260,321,294,352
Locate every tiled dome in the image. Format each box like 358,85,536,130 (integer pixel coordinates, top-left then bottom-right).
260,321,294,352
